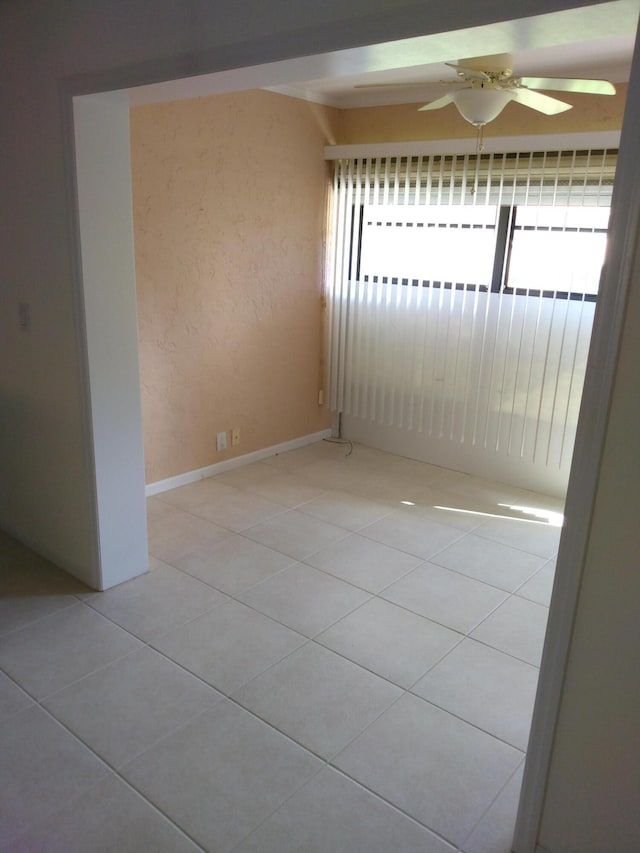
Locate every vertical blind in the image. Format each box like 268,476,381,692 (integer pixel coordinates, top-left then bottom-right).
326,148,616,483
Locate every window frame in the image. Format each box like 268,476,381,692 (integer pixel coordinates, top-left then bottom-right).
354,200,608,303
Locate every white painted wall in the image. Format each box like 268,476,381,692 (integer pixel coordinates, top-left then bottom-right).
529,24,640,849
73,93,148,589
1,0,640,849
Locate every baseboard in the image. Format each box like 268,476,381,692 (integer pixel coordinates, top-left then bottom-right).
145,429,332,497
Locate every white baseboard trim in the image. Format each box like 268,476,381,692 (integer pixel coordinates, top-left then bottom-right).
145,429,333,497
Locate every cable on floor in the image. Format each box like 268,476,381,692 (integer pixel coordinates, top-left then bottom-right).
323,437,353,457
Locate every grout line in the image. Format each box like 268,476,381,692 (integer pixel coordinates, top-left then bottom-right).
458,754,527,852
0,597,83,641
150,524,544,685
327,763,461,850
38,702,211,853
2,440,559,849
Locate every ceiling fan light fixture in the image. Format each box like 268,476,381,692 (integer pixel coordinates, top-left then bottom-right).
452,88,514,126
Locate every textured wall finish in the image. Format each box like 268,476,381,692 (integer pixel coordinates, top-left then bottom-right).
131,82,625,485
131,90,336,483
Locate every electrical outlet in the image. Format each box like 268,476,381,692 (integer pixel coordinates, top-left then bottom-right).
318,389,324,406
231,428,240,446
216,431,227,451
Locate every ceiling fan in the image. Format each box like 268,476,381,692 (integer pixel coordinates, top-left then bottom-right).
357,53,616,128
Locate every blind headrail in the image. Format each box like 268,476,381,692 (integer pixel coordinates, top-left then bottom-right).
324,131,621,160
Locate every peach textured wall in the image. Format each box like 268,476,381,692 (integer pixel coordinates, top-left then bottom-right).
338,84,627,143
131,84,624,485
131,90,338,484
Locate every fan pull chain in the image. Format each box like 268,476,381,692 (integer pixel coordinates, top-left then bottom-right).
476,123,486,154
470,124,485,196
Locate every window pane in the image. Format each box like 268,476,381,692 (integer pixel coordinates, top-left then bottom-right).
507,206,609,296
359,203,498,286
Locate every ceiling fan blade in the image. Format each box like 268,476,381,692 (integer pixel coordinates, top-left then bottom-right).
511,88,572,115
445,62,490,81
517,76,616,95
354,80,465,89
418,93,458,112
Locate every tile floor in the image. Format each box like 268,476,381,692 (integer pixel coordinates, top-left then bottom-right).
0,440,562,852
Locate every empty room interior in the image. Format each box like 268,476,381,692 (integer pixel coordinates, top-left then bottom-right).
2,2,640,852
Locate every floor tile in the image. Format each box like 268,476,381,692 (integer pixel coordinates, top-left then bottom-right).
43,646,221,768
430,533,547,592
342,442,395,467
151,600,307,694
173,533,294,594
235,767,455,853
296,459,371,490
508,488,565,516
147,505,229,563
239,471,327,508
443,475,524,508
317,597,462,688
145,495,176,522
0,605,141,699
412,638,539,750
303,439,359,460
348,469,432,506
242,509,349,560
383,457,471,490
361,511,464,560
398,498,485,532
121,700,321,853
462,765,525,853
233,642,401,758
0,554,89,637
334,693,522,848
381,562,508,634
304,534,421,593
263,446,327,471
471,597,549,666
473,516,561,559
0,442,556,853
154,477,240,509
3,774,201,853
189,491,286,531
237,563,370,637
86,564,228,641
299,490,393,531
0,672,33,723
213,462,277,488
0,705,108,846
516,560,556,606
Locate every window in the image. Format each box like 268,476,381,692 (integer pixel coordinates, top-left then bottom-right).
358,203,498,290
341,149,616,302
503,205,609,299
355,201,609,301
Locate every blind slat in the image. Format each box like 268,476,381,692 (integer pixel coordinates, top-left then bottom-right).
337,149,617,206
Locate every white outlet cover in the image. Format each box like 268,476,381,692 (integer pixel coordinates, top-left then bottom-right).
216,431,227,451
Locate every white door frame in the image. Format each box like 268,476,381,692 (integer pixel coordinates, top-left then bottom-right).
513,22,640,852
63,2,640,847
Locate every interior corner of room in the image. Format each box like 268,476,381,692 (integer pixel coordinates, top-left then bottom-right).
127,53,626,506
4,2,640,852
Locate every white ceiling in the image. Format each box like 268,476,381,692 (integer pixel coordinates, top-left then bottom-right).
268,35,635,109
128,1,639,108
